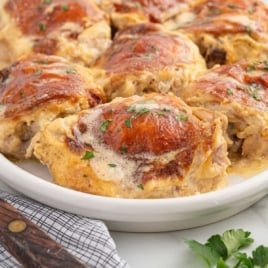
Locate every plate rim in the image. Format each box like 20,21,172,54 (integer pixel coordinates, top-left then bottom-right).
1,153,268,231
1,153,268,212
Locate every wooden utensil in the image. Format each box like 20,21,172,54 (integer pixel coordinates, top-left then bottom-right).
0,197,88,268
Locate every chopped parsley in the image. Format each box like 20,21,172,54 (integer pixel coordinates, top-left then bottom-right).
248,82,262,91
66,69,77,74
81,150,94,160
137,184,144,190
100,119,112,132
156,111,167,116
245,26,252,36
226,88,234,95
62,4,69,11
33,60,48,65
19,92,26,98
263,60,268,66
39,23,46,31
252,92,262,101
126,105,136,113
138,107,150,116
185,228,268,268
246,83,262,101
248,8,255,14
209,5,222,15
245,65,255,72
125,118,132,128
44,0,51,4
262,60,268,71
227,4,239,9
108,163,117,167
144,53,152,58
176,114,188,121
121,144,128,154
34,70,42,76
156,108,171,116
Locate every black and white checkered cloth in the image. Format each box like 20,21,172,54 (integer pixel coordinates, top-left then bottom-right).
0,191,129,268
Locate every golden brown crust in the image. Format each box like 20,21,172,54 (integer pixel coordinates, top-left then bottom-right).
98,0,191,30
93,23,206,100
183,60,268,158
0,53,106,159
31,93,230,198
0,0,111,68
182,0,268,36
179,0,268,67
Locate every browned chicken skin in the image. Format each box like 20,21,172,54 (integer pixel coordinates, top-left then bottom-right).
0,53,106,159
183,60,268,158
0,0,111,68
30,93,230,198
179,0,268,67
98,0,191,30
93,23,206,100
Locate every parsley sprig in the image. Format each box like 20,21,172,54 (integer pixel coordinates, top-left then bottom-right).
81,150,94,160
185,228,268,268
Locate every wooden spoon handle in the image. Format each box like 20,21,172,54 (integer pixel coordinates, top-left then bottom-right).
0,197,88,268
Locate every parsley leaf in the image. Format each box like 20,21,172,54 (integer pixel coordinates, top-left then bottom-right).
252,245,268,267
137,184,144,190
121,144,128,154
138,107,150,115
108,163,117,167
221,229,253,256
126,105,136,112
206,234,228,260
125,118,132,128
81,150,94,160
235,252,253,267
176,114,188,121
185,229,257,268
226,88,234,95
185,240,220,267
100,119,112,132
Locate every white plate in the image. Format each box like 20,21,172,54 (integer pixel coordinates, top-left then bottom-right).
0,153,268,232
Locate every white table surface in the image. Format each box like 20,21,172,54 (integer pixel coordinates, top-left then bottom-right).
1,179,268,268
111,197,268,268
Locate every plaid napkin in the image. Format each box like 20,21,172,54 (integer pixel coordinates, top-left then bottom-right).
0,191,129,268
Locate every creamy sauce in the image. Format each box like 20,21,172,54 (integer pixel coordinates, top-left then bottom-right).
73,108,140,183
228,156,268,178
73,102,183,184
